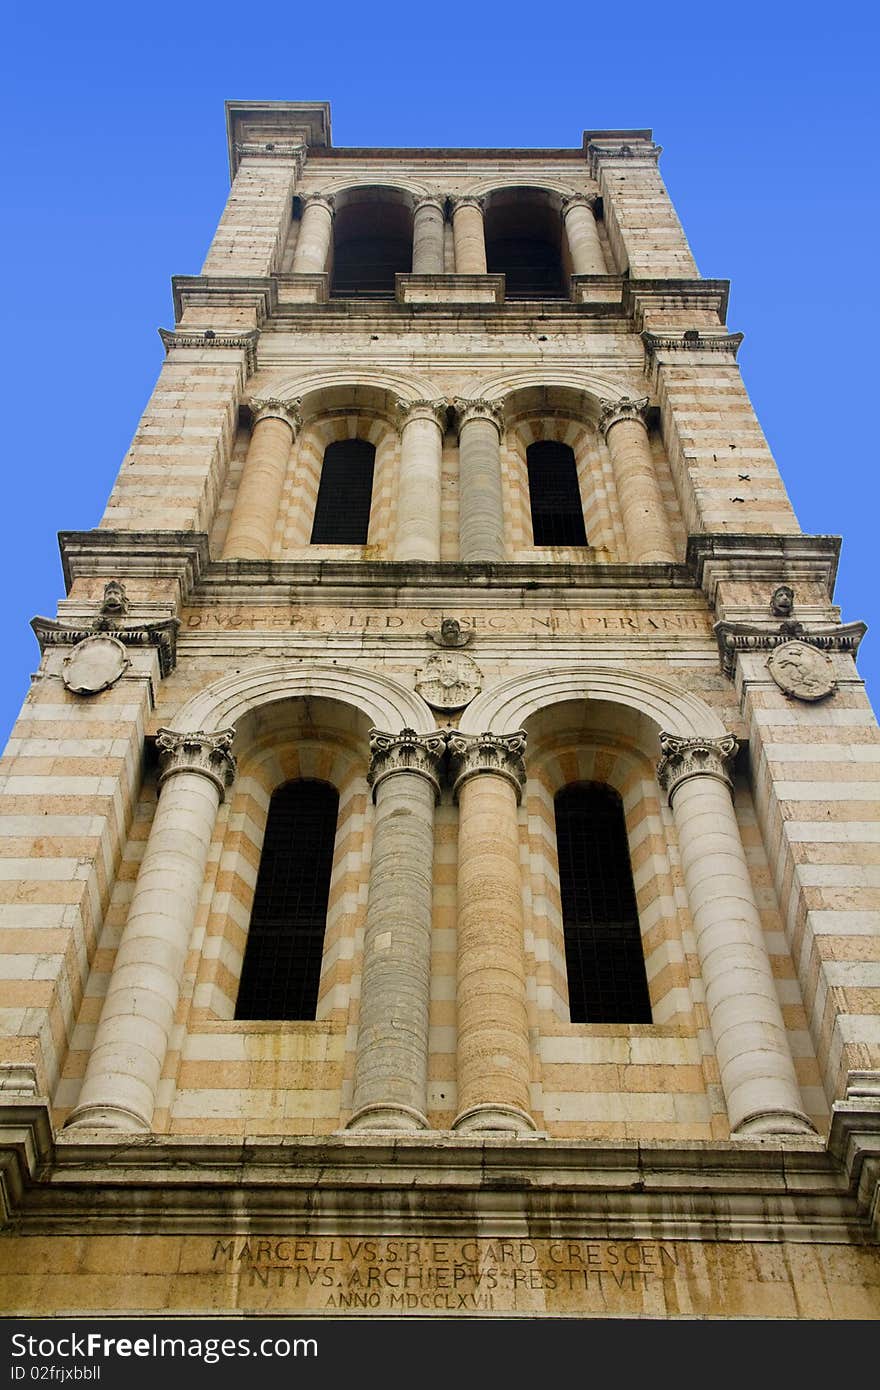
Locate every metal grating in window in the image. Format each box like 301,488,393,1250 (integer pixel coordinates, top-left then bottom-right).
485,236,566,299
234,779,339,1022
555,782,652,1024
310,438,376,545
331,235,412,297
527,440,588,546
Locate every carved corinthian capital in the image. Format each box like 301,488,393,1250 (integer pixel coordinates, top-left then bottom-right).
368,728,447,801
156,728,237,800
248,397,303,434
451,195,484,214
396,398,448,432
562,193,599,217
597,395,650,438
656,732,739,805
451,398,504,434
300,192,336,217
447,731,527,802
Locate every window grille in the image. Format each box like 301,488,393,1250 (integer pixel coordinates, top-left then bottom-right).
310,439,376,544
234,779,339,1021
486,236,565,298
527,440,588,546
331,234,412,297
554,782,652,1024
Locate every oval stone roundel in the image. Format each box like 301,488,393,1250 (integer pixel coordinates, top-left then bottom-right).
62,635,130,695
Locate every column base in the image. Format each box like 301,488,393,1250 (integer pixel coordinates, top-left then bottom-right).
452,1103,538,1136
63,1101,151,1133
344,1103,429,1134
731,1108,817,1139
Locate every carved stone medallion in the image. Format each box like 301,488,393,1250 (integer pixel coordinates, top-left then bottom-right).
62,635,130,695
415,650,482,712
767,640,837,702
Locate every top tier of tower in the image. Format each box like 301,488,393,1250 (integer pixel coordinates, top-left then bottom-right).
192,100,704,302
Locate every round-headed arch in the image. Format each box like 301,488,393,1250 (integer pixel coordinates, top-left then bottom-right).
169,662,437,745
459,665,727,750
256,370,441,427
457,373,642,429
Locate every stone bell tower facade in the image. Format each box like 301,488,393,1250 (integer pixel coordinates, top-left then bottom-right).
1,102,879,1318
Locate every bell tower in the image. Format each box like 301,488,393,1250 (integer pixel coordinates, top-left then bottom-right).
1,102,878,1320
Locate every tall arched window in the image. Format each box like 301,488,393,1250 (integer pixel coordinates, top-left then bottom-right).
484,195,566,298
331,197,412,297
527,440,587,546
554,782,652,1024
235,779,339,1021
310,439,376,544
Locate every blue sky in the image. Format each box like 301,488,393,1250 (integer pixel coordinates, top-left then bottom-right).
2,3,879,749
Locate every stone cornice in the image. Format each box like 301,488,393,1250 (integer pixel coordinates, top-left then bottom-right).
687,534,842,602
714,619,867,679
234,141,305,175
156,728,236,800
623,279,731,330
367,728,447,801
225,101,331,179
171,275,277,325
585,135,662,178
4,1123,878,1242
31,615,179,678
59,531,212,597
448,731,527,802
158,327,259,376
657,732,739,804
642,329,744,365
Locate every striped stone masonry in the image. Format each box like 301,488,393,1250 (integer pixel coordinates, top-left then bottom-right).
65,728,236,1131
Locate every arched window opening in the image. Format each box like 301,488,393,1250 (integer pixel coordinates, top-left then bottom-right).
331,197,412,297
554,782,652,1024
310,438,376,544
235,779,339,1021
527,440,587,546
484,196,565,298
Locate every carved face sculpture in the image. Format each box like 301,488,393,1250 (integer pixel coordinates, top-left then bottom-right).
440,617,461,645
771,585,794,617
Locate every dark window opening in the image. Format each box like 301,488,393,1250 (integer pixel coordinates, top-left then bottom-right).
555,782,652,1024
487,236,565,298
310,438,375,544
235,779,339,1022
330,198,412,297
331,235,412,296
484,196,567,299
527,440,588,546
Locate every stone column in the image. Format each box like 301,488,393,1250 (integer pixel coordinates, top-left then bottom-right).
222,398,302,561
348,730,446,1132
67,729,236,1132
291,193,335,274
448,732,536,1134
657,733,814,1137
562,194,607,275
598,396,676,563
395,399,446,561
412,196,446,275
453,398,506,563
451,196,487,274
